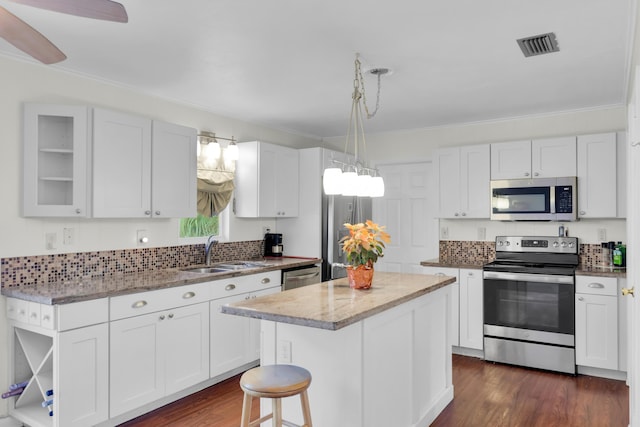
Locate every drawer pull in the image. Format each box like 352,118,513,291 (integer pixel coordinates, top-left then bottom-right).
587,283,605,289
43,315,50,321
261,278,271,284
30,312,38,318
225,284,236,291
132,300,148,309
183,291,196,299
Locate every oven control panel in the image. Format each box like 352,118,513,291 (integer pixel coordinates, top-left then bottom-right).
495,236,578,254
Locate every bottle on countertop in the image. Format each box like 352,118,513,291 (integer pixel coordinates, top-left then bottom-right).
601,242,612,267
613,241,626,267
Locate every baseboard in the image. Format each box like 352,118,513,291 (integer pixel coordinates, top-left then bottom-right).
453,346,484,358
577,365,628,381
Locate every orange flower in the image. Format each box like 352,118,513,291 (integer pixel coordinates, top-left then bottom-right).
340,221,391,267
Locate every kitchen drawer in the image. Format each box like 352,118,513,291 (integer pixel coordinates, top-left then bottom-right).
210,271,280,300
110,282,210,321
576,276,618,296
58,298,108,331
6,298,28,323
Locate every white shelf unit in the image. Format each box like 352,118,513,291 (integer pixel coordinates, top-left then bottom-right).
12,327,55,426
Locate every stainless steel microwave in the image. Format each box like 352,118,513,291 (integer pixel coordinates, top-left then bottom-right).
490,177,577,221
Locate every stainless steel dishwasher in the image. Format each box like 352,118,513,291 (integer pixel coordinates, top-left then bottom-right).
282,265,321,291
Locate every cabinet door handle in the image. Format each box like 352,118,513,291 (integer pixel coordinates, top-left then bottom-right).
225,284,236,291
261,278,271,284
144,210,151,216
75,208,81,214
132,300,148,309
587,283,605,289
461,212,466,216
245,295,250,300
251,295,257,299
155,211,161,216
534,172,539,177
524,172,530,177
580,210,586,215
168,313,174,319
182,291,196,299
159,315,165,320
454,212,459,217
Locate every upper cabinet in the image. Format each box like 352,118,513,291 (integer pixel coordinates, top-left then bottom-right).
577,132,626,219
436,144,490,218
235,141,299,218
23,104,89,217
93,110,196,218
490,137,576,180
23,104,196,218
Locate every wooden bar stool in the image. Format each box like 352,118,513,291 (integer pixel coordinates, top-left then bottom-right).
240,364,313,427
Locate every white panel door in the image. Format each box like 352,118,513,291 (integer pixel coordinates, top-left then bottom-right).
93,108,152,217
151,120,197,218
460,144,490,218
57,324,108,427
435,147,461,218
532,136,576,178
577,133,617,218
490,140,531,179
458,269,484,350
373,162,438,274
575,293,618,370
163,303,209,395
210,295,252,377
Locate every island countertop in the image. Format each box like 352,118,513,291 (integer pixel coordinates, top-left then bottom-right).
221,271,455,331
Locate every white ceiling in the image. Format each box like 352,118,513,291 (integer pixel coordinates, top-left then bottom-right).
0,0,635,138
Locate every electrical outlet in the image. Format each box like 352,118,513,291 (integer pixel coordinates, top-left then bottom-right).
597,228,607,241
477,227,486,240
440,226,449,240
45,232,57,250
137,230,149,246
263,226,271,235
63,228,74,245
278,340,292,364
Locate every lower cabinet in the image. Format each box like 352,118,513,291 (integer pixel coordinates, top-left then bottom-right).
459,269,484,350
575,276,619,370
7,299,109,427
421,267,459,347
109,302,209,417
209,271,281,378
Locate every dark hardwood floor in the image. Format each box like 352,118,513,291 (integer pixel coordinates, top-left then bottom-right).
119,355,629,427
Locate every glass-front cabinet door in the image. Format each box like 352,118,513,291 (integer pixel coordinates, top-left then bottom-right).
23,103,89,217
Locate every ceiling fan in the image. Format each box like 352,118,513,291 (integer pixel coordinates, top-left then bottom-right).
0,0,127,64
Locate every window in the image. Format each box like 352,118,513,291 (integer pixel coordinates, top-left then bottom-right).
180,214,219,238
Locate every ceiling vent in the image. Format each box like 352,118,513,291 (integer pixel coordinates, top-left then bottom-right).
517,32,559,57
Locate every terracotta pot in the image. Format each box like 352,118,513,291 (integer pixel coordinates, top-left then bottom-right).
346,265,374,289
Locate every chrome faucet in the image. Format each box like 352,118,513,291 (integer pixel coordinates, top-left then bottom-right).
204,235,219,265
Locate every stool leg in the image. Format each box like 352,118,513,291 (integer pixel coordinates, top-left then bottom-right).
273,398,283,427
240,392,252,427
300,390,313,427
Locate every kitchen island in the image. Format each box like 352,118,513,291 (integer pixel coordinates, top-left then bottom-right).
222,271,456,427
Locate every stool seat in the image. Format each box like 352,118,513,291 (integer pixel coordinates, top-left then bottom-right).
240,364,313,427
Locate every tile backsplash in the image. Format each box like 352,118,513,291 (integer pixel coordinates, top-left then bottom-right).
1,240,263,288
438,240,613,268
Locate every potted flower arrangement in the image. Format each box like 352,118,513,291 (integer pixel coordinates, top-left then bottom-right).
340,220,391,289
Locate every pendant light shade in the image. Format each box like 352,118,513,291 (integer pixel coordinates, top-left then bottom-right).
370,176,385,198
341,170,359,196
225,142,239,161
323,167,343,195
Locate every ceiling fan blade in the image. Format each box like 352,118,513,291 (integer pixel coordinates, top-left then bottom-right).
0,6,66,64
8,0,128,23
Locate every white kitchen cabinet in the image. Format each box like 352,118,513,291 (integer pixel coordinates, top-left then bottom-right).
93,108,196,218
109,301,209,417
23,104,89,217
235,141,299,217
575,276,618,370
209,271,281,378
458,269,483,350
577,132,621,218
421,266,459,347
7,299,109,427
436,144,490,218
490,137,576,179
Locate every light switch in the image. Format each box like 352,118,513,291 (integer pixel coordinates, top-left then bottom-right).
45,232,57,250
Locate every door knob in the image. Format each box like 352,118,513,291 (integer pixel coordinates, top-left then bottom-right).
622,287,635,297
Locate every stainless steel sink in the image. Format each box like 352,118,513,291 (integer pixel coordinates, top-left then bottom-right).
179,260,267,274
180,267,231,274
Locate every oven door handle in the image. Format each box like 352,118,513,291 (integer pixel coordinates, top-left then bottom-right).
483,270,574,285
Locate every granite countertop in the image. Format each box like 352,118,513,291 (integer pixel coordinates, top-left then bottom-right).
221,271,456,331
420,259,485,270
0,257,321,305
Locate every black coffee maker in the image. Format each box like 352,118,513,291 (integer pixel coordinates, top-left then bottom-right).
264,233,283,257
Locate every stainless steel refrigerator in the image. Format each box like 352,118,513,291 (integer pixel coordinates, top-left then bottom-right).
321,194,372,281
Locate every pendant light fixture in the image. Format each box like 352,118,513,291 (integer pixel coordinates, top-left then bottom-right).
197,131,238,166
323,54,388,198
